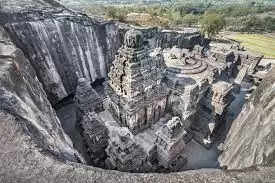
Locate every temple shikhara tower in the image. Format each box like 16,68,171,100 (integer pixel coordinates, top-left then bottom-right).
105,29,168,134
75,29,258,173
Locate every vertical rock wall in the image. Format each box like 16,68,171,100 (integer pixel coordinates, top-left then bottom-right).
219,68,275,169
4,14,121,104
0,26,83,163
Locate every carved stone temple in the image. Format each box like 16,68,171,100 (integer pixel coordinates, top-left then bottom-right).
105,29,168,134
76,29,261,173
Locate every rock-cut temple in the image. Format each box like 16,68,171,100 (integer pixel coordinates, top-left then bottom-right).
74,29,261,172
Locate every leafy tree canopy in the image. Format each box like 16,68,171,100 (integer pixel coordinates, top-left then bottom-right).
199,12,226,38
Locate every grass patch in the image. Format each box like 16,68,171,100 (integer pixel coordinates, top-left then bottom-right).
225,33,275,58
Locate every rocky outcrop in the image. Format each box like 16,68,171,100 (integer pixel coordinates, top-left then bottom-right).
2,9,121,104
74,77,103,115
118,24,203,50
0,26,83,163
219,68,275,170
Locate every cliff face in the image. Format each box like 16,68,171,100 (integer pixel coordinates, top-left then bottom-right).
219,68,275,170
0,26,83,163
3,9,121,104
1,5,203,105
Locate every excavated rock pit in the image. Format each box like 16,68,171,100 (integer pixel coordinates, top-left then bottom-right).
1,0,275,182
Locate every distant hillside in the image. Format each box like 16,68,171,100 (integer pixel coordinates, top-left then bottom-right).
60,0,170,7
60,0,275,6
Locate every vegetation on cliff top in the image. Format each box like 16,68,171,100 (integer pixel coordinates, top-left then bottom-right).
199,13,225,38
84,1,275,58
85,1,275,34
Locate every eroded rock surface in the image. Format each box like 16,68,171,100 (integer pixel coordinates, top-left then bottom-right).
0,26,83,163
219,68,275,170
2,10,120,104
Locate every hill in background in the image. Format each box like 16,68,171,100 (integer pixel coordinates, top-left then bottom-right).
60,0,275,6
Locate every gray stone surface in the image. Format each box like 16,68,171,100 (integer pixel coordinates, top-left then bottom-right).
219,68,275,170
75,77,103,114
105,29,168,134
118,24,204,50
0,26,83,163
0,0,65,13
80,112,109,167
3,11,121,104
56,101,92,164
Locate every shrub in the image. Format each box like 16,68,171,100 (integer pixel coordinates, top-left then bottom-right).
264,16,275,32
182,14,199,27
105,6,117,19
166,11,182,25
240,16,264,32
105,7,128,22
199,13,226,38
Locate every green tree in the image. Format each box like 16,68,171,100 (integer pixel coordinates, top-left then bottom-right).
264,16,275,32
199,13,226,38
182,14,199,27
105,7,117,19
105,7,127,22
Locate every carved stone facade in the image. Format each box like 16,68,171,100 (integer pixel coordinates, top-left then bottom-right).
195,81,234,146
78,29,261,173
102,30,239,172
105,29,168,134
207,81,234,115
80,112,109,167
155,117,190,170
164,47,211,128
105,128,150,172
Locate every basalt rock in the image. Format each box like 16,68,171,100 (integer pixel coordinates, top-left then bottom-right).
0,26,83,163
219,68,275,170
80,112,109,167
3,10,121,104
103,30,237,172
118,24,204,50
74,77,103,117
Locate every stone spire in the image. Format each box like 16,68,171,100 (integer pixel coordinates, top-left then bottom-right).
105,29,168,134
